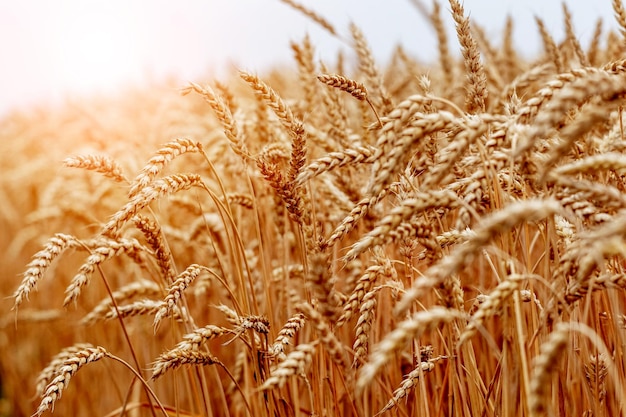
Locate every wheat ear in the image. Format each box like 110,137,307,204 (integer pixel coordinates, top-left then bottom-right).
357,307,461,392
63,154,127,183
34,345,108,416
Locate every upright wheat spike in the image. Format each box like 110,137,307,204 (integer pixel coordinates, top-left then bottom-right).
613,0,626,42
562,3,589,67
449,0,487,113
432,1,454,87
528,323,570,416
535,16,563,73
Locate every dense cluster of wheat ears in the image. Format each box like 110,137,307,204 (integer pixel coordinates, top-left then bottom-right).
6,0,626,416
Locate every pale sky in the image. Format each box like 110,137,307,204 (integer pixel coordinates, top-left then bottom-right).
0,1,617,117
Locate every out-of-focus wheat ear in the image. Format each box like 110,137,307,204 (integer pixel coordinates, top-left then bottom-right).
324,188,389,250
584,353,608,405
431,1,454,88
82,280,161,326
535,16,563,73
497,63,554,111
13,233,79,309
103,299,184,321
127,138,202,199
226,193,254,210
562,3,589,67
63,154,127,183
213,79,238,114
356,307,462,393
550,152,626,179
306,252,341,320
63,238,147,307
153,264,209,329
513,67,599,123
318,62,350,147
587,18,604,67
423,114,505,188
606,30,625,62
499,15,519,83
270,313,306,361
528,323,570,417
613,0,626,41
297,302,347,368
151,350,222,381
317,73,382,127
338,252,395,326
101,173,205,238
367,110,459,198
458,275,527,346
182,83,249,160
291,35,317,116
448,0,487,113
239,71,298,136
378,356,444,415
34,343,94,397
278,0,338,37
345,190,458,262
541,99,624,180
34,345,108,416
349,22,394,113
259,341,318,390
514,71,626,162
396,198,565,315
133,214,175,282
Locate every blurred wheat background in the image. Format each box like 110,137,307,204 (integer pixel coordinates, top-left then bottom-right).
3,1,626,416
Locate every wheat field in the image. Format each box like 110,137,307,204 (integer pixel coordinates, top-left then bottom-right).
3,0,626,416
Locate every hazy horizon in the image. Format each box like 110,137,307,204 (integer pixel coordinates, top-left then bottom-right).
0,0,617,117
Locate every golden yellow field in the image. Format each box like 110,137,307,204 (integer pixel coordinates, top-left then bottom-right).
4,1,626,416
